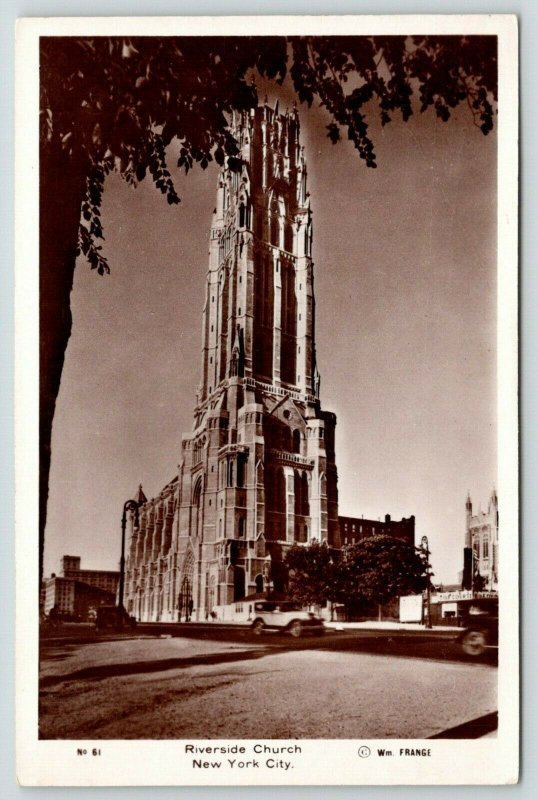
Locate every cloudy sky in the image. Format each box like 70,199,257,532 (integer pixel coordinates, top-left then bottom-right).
44,60,497,586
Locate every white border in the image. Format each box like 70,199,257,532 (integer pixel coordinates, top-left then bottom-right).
15,14,519,787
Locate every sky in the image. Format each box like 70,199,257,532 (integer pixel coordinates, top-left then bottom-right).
44,66,497,587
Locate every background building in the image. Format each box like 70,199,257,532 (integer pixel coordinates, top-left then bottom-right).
59,554,119,595
124,104,340,622
44,577,117,619
462,489,498,591
339,514,415,546
43,555,119,618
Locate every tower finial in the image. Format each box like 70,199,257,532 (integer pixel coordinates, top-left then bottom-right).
134,484,147,505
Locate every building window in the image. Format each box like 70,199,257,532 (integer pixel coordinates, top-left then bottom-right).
237,454,246,488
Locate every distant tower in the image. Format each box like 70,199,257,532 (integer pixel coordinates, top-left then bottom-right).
124,104,339,622
61,555,81,576
465,492,473,547
462,492,473,589
462,488,498,592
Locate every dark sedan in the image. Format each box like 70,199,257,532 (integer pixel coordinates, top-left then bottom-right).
458,598,498,657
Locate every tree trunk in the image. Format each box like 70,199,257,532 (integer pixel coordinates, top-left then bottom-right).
39,143,88,597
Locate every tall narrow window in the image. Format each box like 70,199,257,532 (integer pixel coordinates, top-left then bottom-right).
237,453,246,488
280,260,297,384
253,251,274,379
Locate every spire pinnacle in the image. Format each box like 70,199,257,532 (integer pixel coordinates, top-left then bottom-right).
134,484,147,505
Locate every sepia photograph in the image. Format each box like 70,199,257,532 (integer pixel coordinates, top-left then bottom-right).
16,14,518,786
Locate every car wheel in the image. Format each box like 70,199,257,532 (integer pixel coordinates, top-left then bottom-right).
288,620,303,638
461,629,487,656
252,619,265,635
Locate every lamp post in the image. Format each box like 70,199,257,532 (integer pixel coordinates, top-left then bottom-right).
118,498,140,626
420,535,432,629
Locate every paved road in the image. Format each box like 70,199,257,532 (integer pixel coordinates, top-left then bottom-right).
41,621,496,664
39,627,497,740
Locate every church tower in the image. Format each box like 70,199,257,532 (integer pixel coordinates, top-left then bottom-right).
124,104,339,622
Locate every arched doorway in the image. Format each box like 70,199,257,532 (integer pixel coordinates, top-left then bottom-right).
206,575,216,619
255,574,264,594
178,576,192,622
178,551,195,621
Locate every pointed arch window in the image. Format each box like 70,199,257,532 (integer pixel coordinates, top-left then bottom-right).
239,200,248,229
192,477,204,540
237,453,246,488
278,197,286,249
269,196,280,247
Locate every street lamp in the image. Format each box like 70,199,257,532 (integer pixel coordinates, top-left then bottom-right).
118,497,141,625
420,535,432,630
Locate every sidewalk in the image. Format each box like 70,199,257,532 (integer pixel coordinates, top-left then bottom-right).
324,620,461,632
160,619,461,634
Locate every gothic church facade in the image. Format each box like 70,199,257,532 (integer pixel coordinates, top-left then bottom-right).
462,489,499,591
124,104,339,622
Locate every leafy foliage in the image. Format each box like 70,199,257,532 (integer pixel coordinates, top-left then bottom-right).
335,535,429,608
40,35,497,275
285,540,341,606
285,535,429,610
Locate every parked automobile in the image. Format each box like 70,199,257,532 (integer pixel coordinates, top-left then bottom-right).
250,600,324,637
457,598,498,657
95,605,137,631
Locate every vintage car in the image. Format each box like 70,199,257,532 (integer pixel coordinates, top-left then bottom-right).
457,598,498,657
250,600,324,637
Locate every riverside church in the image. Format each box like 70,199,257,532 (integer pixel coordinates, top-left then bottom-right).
124,103,341,622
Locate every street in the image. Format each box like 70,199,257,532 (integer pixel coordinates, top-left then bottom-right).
39,626,497,740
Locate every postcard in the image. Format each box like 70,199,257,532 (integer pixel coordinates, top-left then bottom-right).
15,14,519,786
